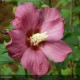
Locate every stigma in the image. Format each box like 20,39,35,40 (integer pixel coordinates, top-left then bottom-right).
30,32,48,46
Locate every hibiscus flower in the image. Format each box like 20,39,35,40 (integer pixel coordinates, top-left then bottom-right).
6,3,72,76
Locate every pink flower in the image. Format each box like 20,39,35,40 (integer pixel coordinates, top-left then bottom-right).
6,3,72,76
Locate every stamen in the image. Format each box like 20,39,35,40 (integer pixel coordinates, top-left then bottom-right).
30,32,48,46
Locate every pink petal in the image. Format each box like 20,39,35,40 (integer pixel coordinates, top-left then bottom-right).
12,3,40,32
15,3,36,18
40,7,64,41
40,40,72,62
41,19,64,41
8,30,26,42
40,7,61,23
6,30,27,59
11,18,23,30
21,48,50,76
47,21,64,41
6,42,27,59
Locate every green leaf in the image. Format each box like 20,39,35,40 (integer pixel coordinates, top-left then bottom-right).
61,9,70,18
72,47,80,61
76,61,80,74
0,44,7,55
40,0,51,7
6,0,17,4
61,68,71,75
41,4,49,8
73,19,80,27
15,64,26,80
56,0,71,8
13,6,17,14
64,34,78,48
7,24,13,30
15,64,26,75
73,6,80,14
47,70,58,75
1,66,12,75
7,0,16,2
17,0,41,8
0,53,15,65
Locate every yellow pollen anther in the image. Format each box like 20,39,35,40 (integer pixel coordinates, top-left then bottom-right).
30,32,48,46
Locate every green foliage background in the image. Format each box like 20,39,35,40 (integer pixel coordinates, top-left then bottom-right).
0,0,80,80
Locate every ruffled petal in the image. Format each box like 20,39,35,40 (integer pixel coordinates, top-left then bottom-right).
41,18,64,41
40,7,61,23
21,48,50,76
12,3,40,32
11,18,23,30
40,40,72,62
6,30,27,59
15,3,36,18
8,30,26,42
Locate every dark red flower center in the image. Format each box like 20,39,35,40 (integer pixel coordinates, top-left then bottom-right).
26,29,48,50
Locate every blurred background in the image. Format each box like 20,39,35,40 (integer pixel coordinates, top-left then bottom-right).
0,0,80,80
